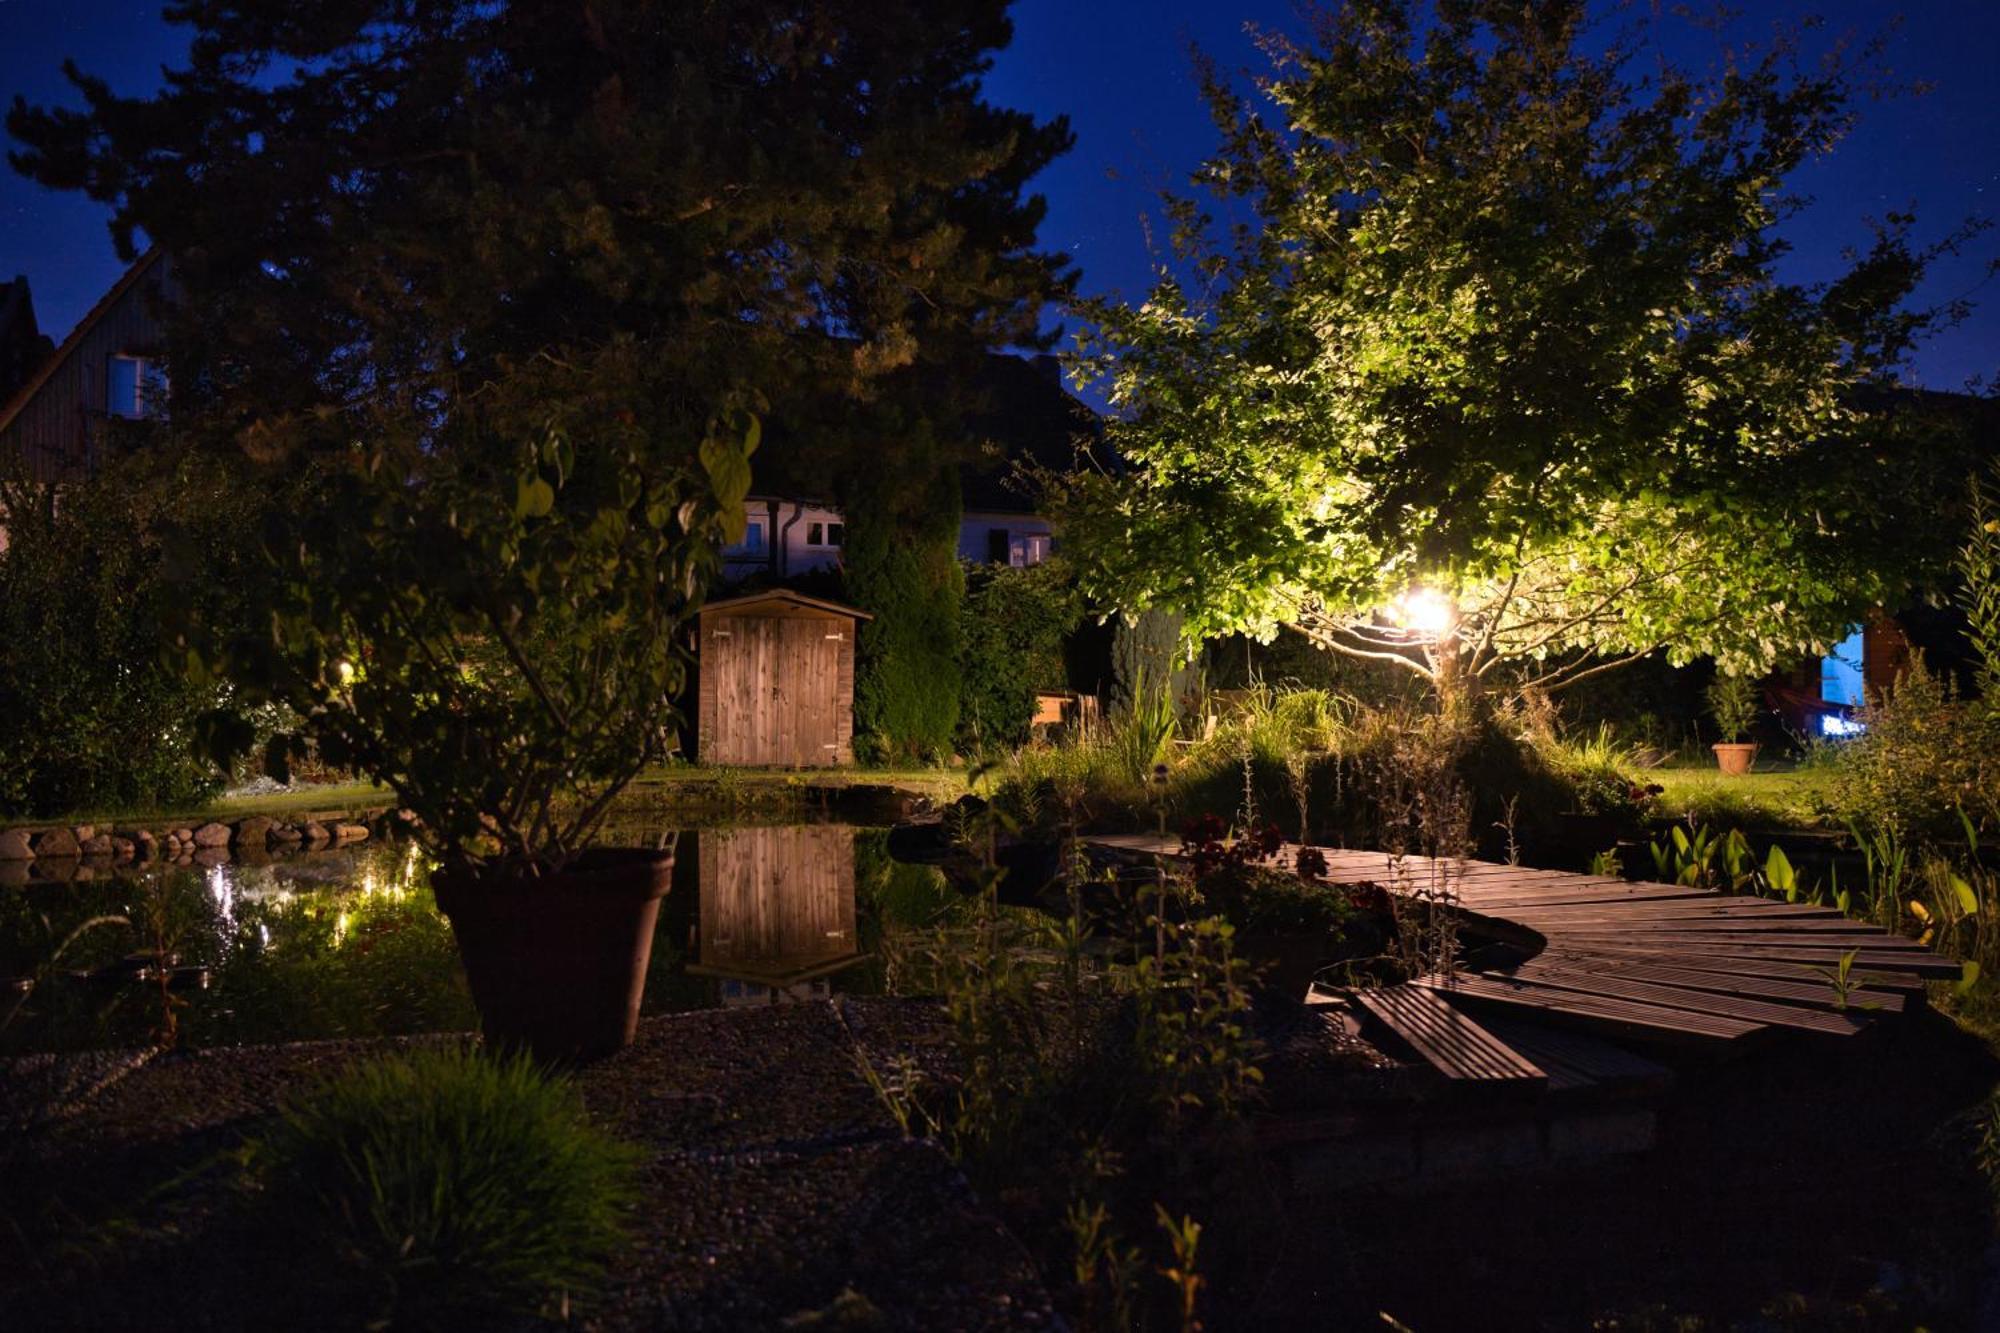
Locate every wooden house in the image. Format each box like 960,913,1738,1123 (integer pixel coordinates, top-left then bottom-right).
696,589,869,767
0,249,172,481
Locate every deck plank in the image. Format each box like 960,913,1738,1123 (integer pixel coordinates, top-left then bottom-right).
1412,973,1765,1045
1547,945,1931,994
1533,950,1906,1013
1350,985,1548,1086
1504,961,1873,1035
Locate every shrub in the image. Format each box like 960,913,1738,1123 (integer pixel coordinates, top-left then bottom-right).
1110,608,1197,717
1828,658,2000,841
958,559,1077,751
246,1045,640,1322
0,454,235,815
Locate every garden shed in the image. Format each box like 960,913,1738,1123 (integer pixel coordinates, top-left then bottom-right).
696,589,869,767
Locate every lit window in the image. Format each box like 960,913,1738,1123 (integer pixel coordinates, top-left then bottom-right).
1009,533,1050,567
107,354,165,420
727,520,767,557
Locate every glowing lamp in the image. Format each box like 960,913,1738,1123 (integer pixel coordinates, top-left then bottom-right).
1390,586,1456,638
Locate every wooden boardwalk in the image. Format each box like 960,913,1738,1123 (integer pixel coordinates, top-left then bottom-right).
1084,836,1961,1094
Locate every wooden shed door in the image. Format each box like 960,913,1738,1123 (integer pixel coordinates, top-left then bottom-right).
712,615,844,765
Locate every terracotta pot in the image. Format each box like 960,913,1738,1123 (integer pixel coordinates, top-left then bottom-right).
1711,742,1760,776
432,848,673,1064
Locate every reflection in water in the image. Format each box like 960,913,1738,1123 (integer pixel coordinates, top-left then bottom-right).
3,822,946,1054
686,825,866,1007
0,841,472,1056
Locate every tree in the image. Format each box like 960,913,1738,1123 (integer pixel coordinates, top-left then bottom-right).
1055,0,1982,703
846,454,965,762
8,0,1073,843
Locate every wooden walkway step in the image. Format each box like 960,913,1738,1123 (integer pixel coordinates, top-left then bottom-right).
1350,985,1548,1087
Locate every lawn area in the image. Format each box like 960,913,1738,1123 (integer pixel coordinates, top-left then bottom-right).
0,778,396,833
1647,760,1841,832
2,766,973,835
623,763,965,799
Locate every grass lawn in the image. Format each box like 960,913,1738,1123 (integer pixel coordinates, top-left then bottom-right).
0,778,396,834
618,763,968,808
1646,760,1841,832
4,765,972,835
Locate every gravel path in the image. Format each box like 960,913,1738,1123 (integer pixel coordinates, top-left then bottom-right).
0,1002,1055,1331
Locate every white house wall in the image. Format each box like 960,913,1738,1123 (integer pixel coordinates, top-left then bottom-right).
724,498,1054,579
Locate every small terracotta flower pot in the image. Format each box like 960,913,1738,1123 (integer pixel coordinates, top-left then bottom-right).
1711,742,1759,776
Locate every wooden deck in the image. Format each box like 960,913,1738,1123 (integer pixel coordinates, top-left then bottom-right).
1084,835,1961,1094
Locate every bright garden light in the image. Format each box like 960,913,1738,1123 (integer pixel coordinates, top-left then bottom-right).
1390,586,1456,638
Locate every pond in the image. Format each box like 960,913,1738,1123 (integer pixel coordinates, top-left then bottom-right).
0,821,956,1057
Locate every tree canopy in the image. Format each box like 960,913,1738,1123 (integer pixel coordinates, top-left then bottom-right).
1055,0,1982,696
7,0,1073,851
9,0,1072,469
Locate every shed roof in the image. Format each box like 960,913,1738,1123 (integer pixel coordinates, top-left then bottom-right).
698,588,872,620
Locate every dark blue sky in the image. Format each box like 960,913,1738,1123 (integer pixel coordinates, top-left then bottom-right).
3,1,1996,388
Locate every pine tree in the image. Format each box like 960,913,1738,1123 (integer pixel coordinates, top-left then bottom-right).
8,0,1073,519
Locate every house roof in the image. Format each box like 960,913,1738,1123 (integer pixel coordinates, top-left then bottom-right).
698,588,873,620
957,352,1101,513
744,351,1099,515
0,247,166,440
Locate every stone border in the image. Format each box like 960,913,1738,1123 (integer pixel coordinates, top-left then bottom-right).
0,808,402,886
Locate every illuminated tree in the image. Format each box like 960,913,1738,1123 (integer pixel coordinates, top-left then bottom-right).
1056,0,1980,701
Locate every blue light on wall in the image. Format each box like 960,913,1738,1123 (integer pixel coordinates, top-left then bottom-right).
1819,626,1866,736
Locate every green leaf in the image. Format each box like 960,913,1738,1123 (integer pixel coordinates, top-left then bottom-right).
516,476,555,520
1959,960,1982,994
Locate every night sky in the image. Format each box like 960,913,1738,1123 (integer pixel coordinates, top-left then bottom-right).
2,0,1996,389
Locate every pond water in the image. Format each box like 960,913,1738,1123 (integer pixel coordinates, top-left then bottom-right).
0,821,955,1056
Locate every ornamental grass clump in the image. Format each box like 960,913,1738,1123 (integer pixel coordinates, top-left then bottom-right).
247,1045,641,1322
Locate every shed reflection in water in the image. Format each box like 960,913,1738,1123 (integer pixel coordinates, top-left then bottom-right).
686,824,865,1006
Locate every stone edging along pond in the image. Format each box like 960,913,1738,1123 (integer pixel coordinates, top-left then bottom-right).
0,809,400,887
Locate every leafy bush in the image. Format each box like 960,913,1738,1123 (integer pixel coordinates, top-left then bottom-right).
0,453,238,816
1828,658,2000,840
958,559,1077,750
246,1045,640,1322
1110,608,1196,717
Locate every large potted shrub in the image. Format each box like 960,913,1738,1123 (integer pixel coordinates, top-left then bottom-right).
204,406,758,1063
1706,672,1761,775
